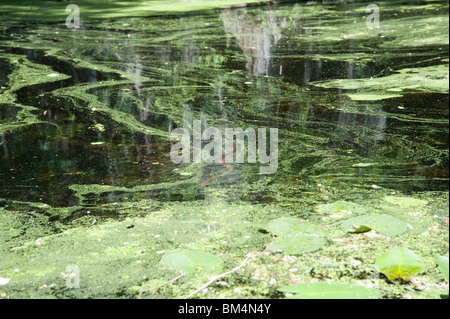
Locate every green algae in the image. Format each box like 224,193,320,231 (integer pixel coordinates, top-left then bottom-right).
0,0,448,299
1,193,447,299
311,65,449,101
383,196,428,209
0,55,69,92
0,207,57,252
0,0,295,25
0,201,267,298
0,54,70,134
67,162,203,205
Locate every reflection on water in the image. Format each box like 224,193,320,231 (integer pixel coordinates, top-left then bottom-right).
0,1,448,209
222,8,287,76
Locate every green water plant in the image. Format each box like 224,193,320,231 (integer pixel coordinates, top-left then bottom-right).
267,234,327,255
434,255,449,282
265,218,327,254
341,214,410,238
375,247,426,282
161,249,224,274
267,218,324,236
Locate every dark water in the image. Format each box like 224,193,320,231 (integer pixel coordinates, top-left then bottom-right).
0,1,448,210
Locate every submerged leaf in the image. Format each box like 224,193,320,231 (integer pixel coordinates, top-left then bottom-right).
279,282,381,299
267,234,327,255
341,214,409,238
267,218,324,236
376,247,426,281
316,201,367,215
161,249,223,274
434,255,449,282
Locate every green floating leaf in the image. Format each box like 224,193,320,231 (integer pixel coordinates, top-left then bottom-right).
161,249,224,274
376,247,426,281
267,234,327,255
267,218,324,236
434,255,449,282
341,214,409,238
316,201,367,215
279,282,382,299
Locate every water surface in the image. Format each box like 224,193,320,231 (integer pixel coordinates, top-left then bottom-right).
0,0,448,299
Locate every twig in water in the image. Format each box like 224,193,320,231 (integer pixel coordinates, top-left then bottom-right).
153,272,186,292
138,272,186,299
183,238,275,299
184,255,251,299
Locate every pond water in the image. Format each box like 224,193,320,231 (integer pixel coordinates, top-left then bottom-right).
0,0,448,299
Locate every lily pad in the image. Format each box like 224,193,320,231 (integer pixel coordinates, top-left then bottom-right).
161,249,224,274
341,214,409,238
279,282,382,299
267,234,327,255
316,201,367,215
267,218,324,236
434,255,449,282
376,247,426,281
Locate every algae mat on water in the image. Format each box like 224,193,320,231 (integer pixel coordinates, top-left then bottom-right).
0,197,448,299
311,65,449,101
0,0,448,299
0,0,296,24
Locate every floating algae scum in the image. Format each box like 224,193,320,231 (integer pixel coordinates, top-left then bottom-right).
0,0,448,299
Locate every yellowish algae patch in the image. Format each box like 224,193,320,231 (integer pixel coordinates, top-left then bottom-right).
311,65,449,101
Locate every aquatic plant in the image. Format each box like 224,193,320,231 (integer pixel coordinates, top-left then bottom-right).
434,255,449,282
341,214,410,238
161,249,224,274
375,247,426,282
